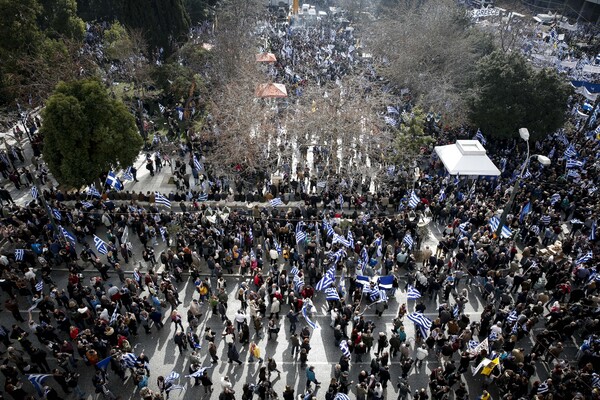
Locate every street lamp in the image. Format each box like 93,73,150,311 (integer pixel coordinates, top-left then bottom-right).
495,128,551,237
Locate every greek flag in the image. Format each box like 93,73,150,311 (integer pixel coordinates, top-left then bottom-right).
407,312,432,339
323,220,334,237
270,198,284,207
334,393,351,400
566,159,584,168
488,332,499,341
35,281,43,292
121,352,138,368
590,221,596,241
27,374,52,395
81,201,94,209
122,167,134,181
110,307,119,325
105,171,123,191
403,233,414,249
290,266,299,276
193,156,202,171
93,235,108,255
438,189,446,202
541,215,551,225
548,147,555,159
87,185,101,198
506,310,518,323
374,289,388,303
378,275,394,290
521,169,531,179
592,372,600,388
489,216,512,238
589,186,598,195
567,169,580,179
347,230,354,248
325,287,340,301
14,249,25,261
474,128,487,145
452,304,460,319
315,266,336,291
339,340,351,358
338,193,344,209
158,103,166,114
408,191,420,208
295,222,306,244
186,367,209,378
133,269,140,282
316,181,327,188
60,226,76,245
198,193,208,201
407,285,421,300
519,202,531,223
550,193,561,205
301,300,319,329
274,239,282,254
538,383,549,394
52,208,62,221
332,233,352,248
293,274,304,292
362,213,370,224
564,144,577,159
575,251,593,264
165,371,180,385
384,116,398,126
155,192,172,208
387,106,399,114
500,158,507,172
530,225,540,236
31,186,38,199
360,246,369,265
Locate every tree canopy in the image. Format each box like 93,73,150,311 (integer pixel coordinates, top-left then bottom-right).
41,78,143,187
469,50,571,141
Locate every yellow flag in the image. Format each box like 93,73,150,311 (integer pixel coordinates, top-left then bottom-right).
481,357,499,376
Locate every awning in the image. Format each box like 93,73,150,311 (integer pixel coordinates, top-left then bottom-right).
255,83,288,98
256,53,277,63
434,140,500,176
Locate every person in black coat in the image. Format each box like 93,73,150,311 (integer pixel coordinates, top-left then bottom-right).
227,343,242,365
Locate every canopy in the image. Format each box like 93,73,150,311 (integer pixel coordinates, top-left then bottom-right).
434,140,500,176
255,83,288,98
255,52,277,63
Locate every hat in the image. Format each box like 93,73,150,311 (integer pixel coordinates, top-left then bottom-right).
104,327,114,336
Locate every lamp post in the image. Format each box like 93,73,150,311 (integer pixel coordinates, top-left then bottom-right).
495,128,551,237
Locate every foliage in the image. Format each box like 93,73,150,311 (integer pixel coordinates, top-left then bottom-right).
76,0,121,21
41,78,143,187
184,0,218,24
469,50,571,141
38,0,85,41
389,107,435,166
365,0,494,126
120,0,191,57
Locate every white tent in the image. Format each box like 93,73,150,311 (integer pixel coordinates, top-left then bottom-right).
434,140,501,176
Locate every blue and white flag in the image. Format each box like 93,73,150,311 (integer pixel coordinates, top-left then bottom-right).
105,171,123,191
158,103,166,114
186,367,209,379
27,374,52,396
325,287,340,301
293,274,304,292
122,167,134,181
110,306,119,325
193,156,202,171
575,251,593,264
35,280,43,292
378,275,394,290
347,230,354,248
93,235,108,255
198,193,208,201
315,266,336,291
407,285,421,300
506,310,518,323
52,208,62,221
295,222,306,245
155,192,172,208
273,239,282,254
323,220,334,237
468,340,480,351
500,158,507,172
452,304,460,319
407,312,432,339
590,221,596,241
489,216,512,238
31,186,38,199
121,352,138,368
165,371,180,385
87,185,101,198
81,201,94,209
519,202,531,223
290,266,299,276
334,393,351,400
384,116,398,127
566,159,584,168
438,189,446,203
387,106,399,114
541,215,551,225
60,225,76,245
339,340,351,358
567,169,581,179
403,233,414,249
408,191,420,208
550,193,561,205
332,233,351,248
270,198,284,207
14,249,25,261
338,193,344,209
548,147,555,159
316,181,327,188
564,144,577,159
301,299,319,329
474,128,487,145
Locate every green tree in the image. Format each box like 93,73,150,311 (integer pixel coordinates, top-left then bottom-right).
390,107,435,165
41,78,143,187
184,0,217,25
38,0,85,41
469,51,571,141
121,0,190,56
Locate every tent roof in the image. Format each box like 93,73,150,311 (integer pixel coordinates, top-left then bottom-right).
434,140,500,176
256,53,277,62
255,83,287,98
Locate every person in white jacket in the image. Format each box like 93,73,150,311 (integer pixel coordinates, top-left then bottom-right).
416,344,429,369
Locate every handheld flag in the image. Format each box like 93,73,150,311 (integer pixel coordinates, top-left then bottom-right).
269,198,284,207
31,186,38,199
407,285,421,300
315,266,336,291
105,171,123,191
14,249,25,261
155,192,172,208
408,191,420,208
301,299,319,329
27,374,52,396
93,235,108,255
